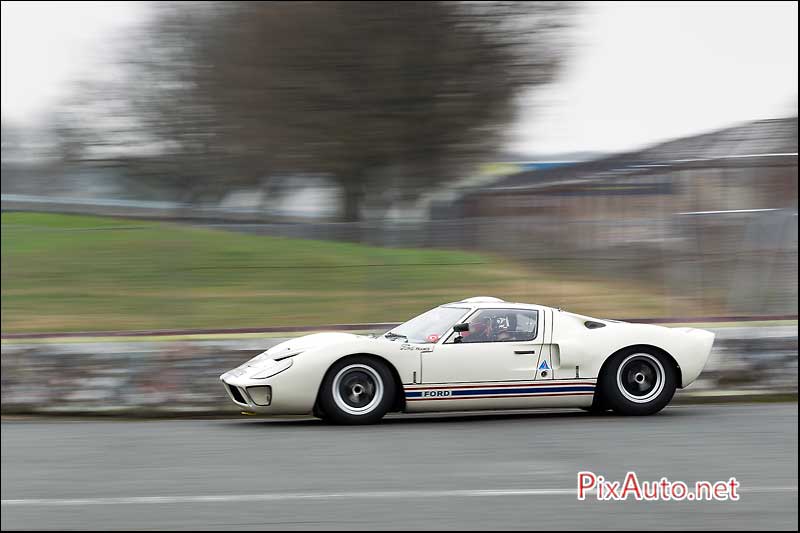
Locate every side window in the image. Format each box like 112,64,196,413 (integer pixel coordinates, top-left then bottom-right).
447,309,538,343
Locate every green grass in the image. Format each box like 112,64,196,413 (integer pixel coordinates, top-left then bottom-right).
1,212,719,333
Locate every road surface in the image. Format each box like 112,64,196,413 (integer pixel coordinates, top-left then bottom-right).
2,403,797,530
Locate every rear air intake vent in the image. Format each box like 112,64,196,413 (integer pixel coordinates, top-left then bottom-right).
584,321,606,329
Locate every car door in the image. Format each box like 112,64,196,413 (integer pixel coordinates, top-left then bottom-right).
421,307,544,384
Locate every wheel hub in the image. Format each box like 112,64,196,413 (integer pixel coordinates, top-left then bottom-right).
616,353,665,404
332,364,384,415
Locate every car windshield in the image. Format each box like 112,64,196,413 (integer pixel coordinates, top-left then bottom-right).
386,306,468,344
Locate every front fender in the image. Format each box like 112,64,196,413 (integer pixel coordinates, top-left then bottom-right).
276,336,422,407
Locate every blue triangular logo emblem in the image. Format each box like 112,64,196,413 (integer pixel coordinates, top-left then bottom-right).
539,360,550,370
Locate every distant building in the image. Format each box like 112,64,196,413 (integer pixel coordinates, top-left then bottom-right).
456,116,797,220
444,116,798,315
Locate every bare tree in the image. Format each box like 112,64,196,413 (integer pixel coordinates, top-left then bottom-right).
65,1,573,219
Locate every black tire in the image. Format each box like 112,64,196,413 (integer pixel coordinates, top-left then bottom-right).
312,403,328,422
581,394,610,415
599,348,677,416
318,356,396,425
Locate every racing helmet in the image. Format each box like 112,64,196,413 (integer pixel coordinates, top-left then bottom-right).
470,315,493,337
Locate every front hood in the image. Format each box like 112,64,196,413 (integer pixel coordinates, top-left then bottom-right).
249,331,368,365
224,332,369,379
264,332,366,359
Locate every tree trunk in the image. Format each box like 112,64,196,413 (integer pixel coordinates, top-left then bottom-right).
341,180,363,222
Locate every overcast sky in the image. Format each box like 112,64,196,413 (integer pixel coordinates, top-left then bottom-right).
2,1,797,155
511,1,798,155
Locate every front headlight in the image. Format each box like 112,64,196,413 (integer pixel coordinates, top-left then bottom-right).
251,357,294,379
246,386,271,406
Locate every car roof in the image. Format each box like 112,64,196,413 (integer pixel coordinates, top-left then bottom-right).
441,297,548,310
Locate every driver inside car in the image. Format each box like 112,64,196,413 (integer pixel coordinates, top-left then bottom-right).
460,313,517,343
461,315,495,343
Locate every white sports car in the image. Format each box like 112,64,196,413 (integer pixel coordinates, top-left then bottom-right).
220,297,715,424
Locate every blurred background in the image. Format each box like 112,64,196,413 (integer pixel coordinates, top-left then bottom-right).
1,1,797,415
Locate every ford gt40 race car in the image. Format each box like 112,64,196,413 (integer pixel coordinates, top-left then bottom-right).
220,297,715,424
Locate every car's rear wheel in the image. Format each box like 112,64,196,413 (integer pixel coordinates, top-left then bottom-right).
318,356,395,424
599,348,677,415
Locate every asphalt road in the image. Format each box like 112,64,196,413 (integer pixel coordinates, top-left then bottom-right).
2,403,797,530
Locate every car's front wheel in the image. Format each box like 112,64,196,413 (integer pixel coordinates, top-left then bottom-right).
317,356,396,424
599,348,677,415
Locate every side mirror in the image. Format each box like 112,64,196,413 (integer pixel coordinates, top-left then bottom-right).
452,323,469,343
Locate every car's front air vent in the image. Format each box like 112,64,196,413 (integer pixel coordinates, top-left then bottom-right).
584,321,606,329
228,384,247,404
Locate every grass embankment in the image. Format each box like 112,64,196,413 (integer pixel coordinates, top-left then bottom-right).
2,212,718,333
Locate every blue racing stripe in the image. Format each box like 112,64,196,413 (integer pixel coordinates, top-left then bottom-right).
406,385,595,398
453,386,595,396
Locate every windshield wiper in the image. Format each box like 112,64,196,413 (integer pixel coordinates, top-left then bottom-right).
384,331,408,341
